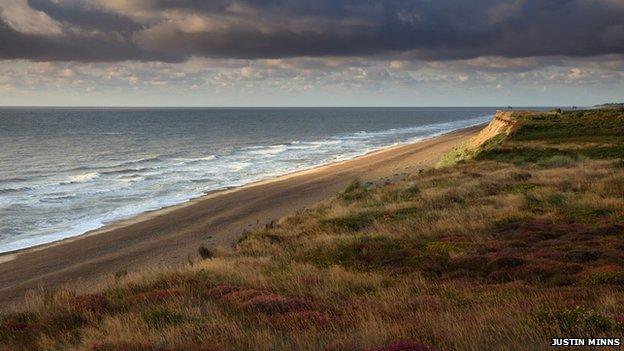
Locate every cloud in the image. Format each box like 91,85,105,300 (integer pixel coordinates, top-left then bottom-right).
1,54,622,107
0,15,178,62
26,0,141,33
0,0,63,36
0,0,621,63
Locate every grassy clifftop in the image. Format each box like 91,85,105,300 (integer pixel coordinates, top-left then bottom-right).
437,110,545,167
2,109,624,351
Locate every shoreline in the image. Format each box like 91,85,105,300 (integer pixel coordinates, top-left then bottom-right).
0,124,484,309
0,123,487,261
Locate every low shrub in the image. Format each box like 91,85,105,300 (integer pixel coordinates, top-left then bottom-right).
581,267,623,285
320,212,375,231
611,159,624,168
560,206,614,224
547,193,566,206
400,182,421,200
70,293,110,313
563,250,601,263
198,246,214,259
310,235,419,271
537,155,576,167
536,306,617,333
241,294,313,315
269,311,331,329
142,307,185,327
596,176,624,197
510,172,532,181
339,178,370,202
129,288,183,304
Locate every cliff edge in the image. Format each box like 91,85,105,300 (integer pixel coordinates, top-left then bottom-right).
467,110,523,149
437,110,543,167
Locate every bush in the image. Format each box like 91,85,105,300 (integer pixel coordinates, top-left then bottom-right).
563,250,600,263
547,194,566,206
583,271,622,285
198,246,214,259
320,212,374,231
142,308,185,327
596,176,624,197
339,178,370,202
241,294,312,315
548,274,575,286
488,256,525,270
400,182,421,200
611,159,624,168
537,306,617,333
310,235,416,271
510,172,532,181
537,155,576,167
560,206,614,223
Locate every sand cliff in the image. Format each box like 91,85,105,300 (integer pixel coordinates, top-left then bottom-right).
467,110,523,149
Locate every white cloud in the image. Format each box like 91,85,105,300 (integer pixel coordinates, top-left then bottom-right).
59,68,74,78
0,54,622,106
0,0,63,36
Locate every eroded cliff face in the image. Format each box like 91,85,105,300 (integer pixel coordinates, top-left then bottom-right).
437,110,547,167
467,110,523,150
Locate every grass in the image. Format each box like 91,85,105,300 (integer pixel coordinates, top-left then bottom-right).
478,109,624,165
2,109,624,350
436,140,473,167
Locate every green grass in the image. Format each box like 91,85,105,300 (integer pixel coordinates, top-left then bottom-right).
478,109,624,165
437,140,472,167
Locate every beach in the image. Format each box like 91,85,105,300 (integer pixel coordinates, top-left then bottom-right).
0,125,481,309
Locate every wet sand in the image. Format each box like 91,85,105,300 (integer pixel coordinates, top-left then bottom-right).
0,125,482,309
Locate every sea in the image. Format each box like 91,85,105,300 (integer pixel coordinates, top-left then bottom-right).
0,107,503,253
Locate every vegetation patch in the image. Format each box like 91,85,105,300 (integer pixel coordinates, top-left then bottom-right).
536,306,622,333
320,211,375,231
339,178,371,203
142,307,186,327
3,109,624,350
437,140,473,167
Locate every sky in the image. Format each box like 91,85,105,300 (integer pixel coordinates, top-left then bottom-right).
0,0,623,107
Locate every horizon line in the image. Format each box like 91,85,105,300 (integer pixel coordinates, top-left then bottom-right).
0,105,570,109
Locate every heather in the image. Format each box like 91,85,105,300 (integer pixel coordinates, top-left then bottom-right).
2,109,624,351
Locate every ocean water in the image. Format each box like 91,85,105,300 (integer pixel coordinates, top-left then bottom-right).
0,107,497,253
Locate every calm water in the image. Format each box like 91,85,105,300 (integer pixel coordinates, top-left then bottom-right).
0,107,499,253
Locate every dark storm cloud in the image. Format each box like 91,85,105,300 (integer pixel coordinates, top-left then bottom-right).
1,0,623,62
0,17,183,62
26,0,141,33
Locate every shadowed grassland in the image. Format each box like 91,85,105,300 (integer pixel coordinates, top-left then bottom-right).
2,109,624,350
478,109,624,165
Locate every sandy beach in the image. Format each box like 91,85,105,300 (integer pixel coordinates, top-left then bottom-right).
0,125,481,309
